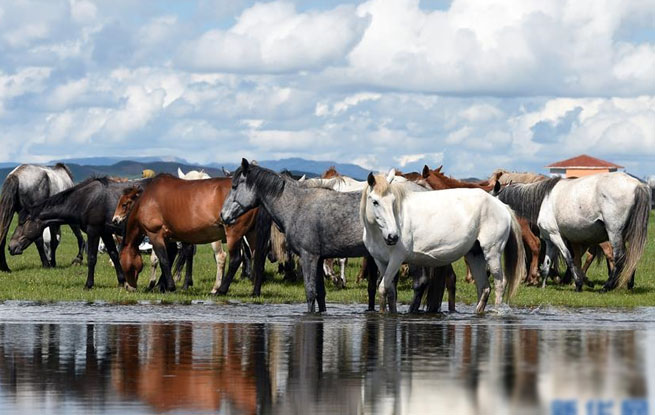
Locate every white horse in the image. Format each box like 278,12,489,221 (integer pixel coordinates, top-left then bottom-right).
176,168,229,289
361,171,525,314
493,172,650,291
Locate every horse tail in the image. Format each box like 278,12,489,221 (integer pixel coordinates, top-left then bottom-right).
0,175,19,272
503,208,526,300
270,223,286,263
618,183,651,288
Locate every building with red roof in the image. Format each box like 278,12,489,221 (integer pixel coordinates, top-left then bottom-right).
546,154,623,178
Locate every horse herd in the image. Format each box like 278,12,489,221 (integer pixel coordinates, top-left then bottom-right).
0,160,650,314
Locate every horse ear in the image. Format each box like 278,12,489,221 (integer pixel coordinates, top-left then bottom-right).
177,167,185,178
241,158,249,172
422,165,430,178
367,172,376,187
386,169,396,183
493,180,501,194
298,175,306,182
435,165,443,173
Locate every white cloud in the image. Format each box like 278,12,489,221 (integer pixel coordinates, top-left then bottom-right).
179,2,370,73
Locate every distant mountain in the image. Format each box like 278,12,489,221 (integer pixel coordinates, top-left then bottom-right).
0,159,319,184
213,157,371,180
50,156,189,166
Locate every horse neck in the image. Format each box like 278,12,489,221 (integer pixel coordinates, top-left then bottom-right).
39,187,97,223
256,181,297,233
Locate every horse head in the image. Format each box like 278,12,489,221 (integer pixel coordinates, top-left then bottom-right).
8,207,47,255
220,158,260,225
113,186,143,225
365,172,400,246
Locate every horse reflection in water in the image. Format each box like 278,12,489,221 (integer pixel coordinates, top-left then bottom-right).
110,323,268,414
0,318,650,415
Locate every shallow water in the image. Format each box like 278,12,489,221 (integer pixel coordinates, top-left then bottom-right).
0,302,653,415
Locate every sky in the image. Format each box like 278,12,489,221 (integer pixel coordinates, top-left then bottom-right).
0,0,653,178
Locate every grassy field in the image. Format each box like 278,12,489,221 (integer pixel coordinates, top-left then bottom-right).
0,211,653,308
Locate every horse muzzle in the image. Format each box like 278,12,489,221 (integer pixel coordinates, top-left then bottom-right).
385,234,399,246
220,212,236,225
112,215,124,225
8,243,23,256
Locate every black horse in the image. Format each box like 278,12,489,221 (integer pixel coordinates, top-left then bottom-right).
0,164,85,272
9,177,150,289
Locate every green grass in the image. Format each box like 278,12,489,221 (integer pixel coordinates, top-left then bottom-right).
0,212,653,308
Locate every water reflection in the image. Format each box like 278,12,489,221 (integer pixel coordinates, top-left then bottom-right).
0,309,651,415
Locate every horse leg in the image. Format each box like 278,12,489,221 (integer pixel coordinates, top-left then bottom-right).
172,244,187,283
378,252,404,314
147,251,159,292
217,238,244,295
70,225,85,265
48,225,61,267
316,258,327,312
581,247,595,274
445,264,456,313
323,258,337,287
150,236,176,292
34,236,50,268
546,233,584,292
463,257,474,284
339,258,347,288
181,243,195,290
101,232,126,287
300,252,320,312
603,230,627,291
365,255,378,311
210,241,228,294
240,237,253,280
409,267,429,313
485,250,506,307
425,267,447,313
522,222,541,286
540,240,558,288
571,243,592,287
85,230,101,290
465,251,490,314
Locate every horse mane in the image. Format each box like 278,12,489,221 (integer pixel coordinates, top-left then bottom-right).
496,177,561,223
30,176,110,214
235,165,286,199
53,163,74,180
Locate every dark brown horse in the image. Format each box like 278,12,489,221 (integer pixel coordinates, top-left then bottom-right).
118,174,258,293
423,165,543,286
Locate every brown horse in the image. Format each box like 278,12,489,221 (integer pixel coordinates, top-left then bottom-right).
424,165,543,286
118,174,258,293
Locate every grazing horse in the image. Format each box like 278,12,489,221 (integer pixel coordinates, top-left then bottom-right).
0,164,85,272
361,171,525,314
492,172,650,291
9,177,150,289
118,175,258,293
220,159,381,312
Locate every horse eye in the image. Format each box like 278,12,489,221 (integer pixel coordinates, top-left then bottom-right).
372,200,379,206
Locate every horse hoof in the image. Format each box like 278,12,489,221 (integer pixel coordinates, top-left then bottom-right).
181,285,190,291
124,284,137,293
84,284,93,290
575,285,583,292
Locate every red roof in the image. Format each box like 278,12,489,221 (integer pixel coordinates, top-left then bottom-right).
546,154,623,169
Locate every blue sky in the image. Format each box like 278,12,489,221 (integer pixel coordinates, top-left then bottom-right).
0,0,653,177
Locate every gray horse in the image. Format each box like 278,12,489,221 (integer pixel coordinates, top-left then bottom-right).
0,164,85,272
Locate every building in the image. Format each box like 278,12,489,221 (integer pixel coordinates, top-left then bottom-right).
546,154,623,178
